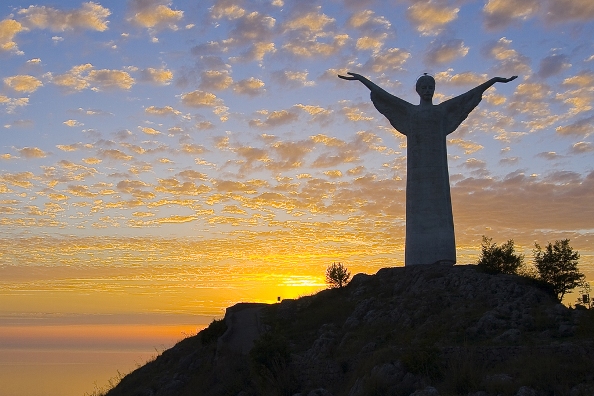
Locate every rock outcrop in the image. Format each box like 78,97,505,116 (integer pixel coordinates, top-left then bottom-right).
106,264,594,396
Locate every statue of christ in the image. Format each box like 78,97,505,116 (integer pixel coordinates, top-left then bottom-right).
339,72,517,265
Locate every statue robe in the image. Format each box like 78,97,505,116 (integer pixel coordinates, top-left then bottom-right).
371,87,483,265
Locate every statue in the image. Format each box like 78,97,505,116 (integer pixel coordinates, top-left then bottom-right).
339,72,517,266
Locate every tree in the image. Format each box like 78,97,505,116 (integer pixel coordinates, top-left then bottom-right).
533,239,585,302
477,236,524,275
325,262,351,288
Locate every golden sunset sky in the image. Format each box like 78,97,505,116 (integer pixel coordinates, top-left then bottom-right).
1,0,593,394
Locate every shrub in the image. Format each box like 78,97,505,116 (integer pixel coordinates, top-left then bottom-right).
477,236,524,275
325,262,351,288
533,239,586,302
200,318,227,345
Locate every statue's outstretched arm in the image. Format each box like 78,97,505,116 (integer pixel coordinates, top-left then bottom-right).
473,76,518,95
338,72,409,106
338,72,386,93
339,72,413,135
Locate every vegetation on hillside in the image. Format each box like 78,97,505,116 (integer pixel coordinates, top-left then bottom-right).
478,236,588,303
325,262,351,288
477,236,524,275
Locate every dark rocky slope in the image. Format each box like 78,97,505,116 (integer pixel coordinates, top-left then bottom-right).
106,264,594,396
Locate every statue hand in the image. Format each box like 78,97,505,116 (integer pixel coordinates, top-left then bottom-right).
495,76,518,83
338,72,363,81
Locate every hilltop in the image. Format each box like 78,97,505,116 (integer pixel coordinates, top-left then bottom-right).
105,264,594,396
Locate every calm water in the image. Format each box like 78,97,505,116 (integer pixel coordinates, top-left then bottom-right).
0,324,207,396
0,241,591,396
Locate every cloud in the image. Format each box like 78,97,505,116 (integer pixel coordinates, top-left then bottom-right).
435,69,488,86
99,149,133,161
425,39,469,65
339,102,374,122
283,10,335,32
452,170,594,236
294,104,333,125
88,69,134,90
267,140,314,170
51,64,134,91
140,67,173,84
128,0,183,29
324,170,342,179
0,171,35,188
232,42,276,62
74,107,113,116
4,75,43,93
311,134,345,148
562,71,594,87
17,2,111,32
0,96,29,113
483,0,539,30
570,141,594,154
499,157,519,165
211,0,246,20
195,122,215,130
546,0,594,23
406,1,459,36
82,157,102,165
233,146,271,170
180,143,207,155
364,48,411,73
139,126,161,135
51,64,93,91
463,158,486,169
116,179,151,194
536,151,561,160
282,33,348,58
348,10,391,52
537,54,571,79
228,11,275,45
181,90,224,108
155,178,211,195
0,19,24,52
355,35,388,52
233,77,265,96
177,170,208,181
494,132,526,145
310,132,382,168
18,147,47,158
448,139,484,154
56,143,87,152
348,9,391,30
483,37,531,76
555,115,594,137
199,70,233,91
249,109,299,128
4,119,34,129
145,105,181,116
271,70,315,88
63,119,83,127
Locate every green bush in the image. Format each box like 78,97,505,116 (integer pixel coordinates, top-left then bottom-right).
200,318,227,345
533,239,586,301
477,236,524,275
326,262,351,288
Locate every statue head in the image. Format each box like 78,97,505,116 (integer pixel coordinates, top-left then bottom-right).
416,73,435,103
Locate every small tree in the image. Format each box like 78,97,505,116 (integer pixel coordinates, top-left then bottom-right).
533,239,585,302
477,236,524,275
325,262,351,288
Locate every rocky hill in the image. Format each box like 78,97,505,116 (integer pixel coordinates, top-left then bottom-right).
105,264,594,396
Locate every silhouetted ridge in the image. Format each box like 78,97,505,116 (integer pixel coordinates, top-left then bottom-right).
106,264,594,396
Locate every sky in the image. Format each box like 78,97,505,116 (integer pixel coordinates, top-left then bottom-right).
0,0,594,393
